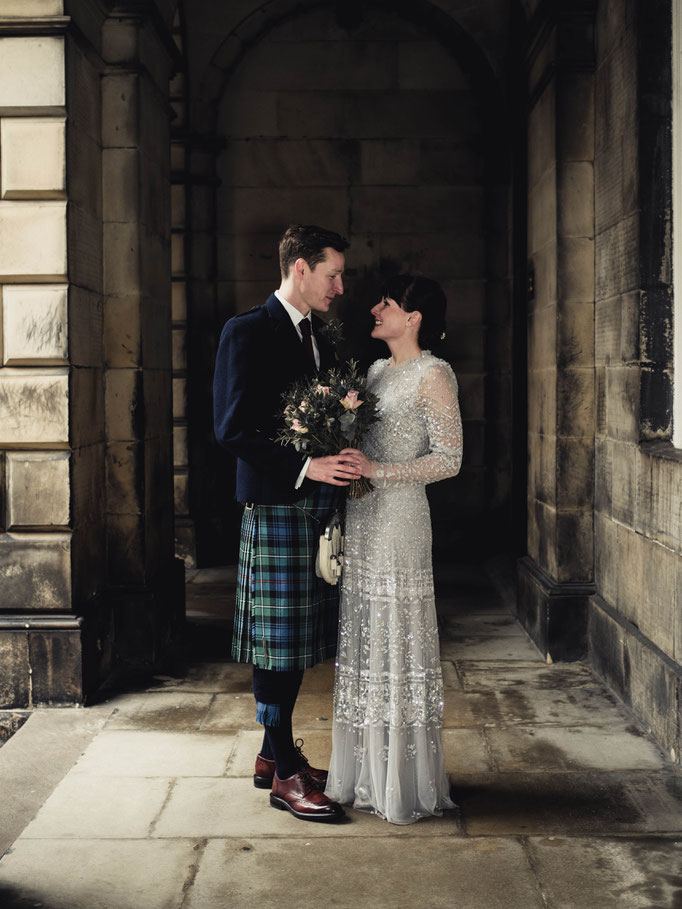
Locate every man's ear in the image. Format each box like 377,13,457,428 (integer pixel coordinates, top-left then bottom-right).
294,257,307,279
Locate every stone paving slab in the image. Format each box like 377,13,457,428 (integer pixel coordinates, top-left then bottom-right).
154,777,462,838
486,725,666,772
201,693,266,731
456,771,682,836
440,659,463,688
0,839,198,909
527,836,682,909
71,730,236,778
442,614,529,636
184,837,545,909
20,774,172,839
150,661,253,693
103,692,214,731
440,634,542,661
457,660,599,690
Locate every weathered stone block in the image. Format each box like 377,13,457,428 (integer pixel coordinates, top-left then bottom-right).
0,631,29,708
589,597,679,755
558,72,595,162
106,513,145,584
531,431,556,507
528,166,557,255
171,282,187,323
352,186,484,234
68,204,102,294
277,90,477,140
0,37,64,108
528,302,557,371
0,1,63,12
610,441,637,526
228,40,395,93
594,437,612,515
103,222,140,295
532,241,558,308
102,148,139,223
2,284,68,366
595,213,639,300
222,186,348,236
0,532,70,609
101,73,139,147
105,368,141,442
557,437,593,510
595,512,618,604
0,369,68,445
104,295,141,368
377,229,485,278
558,300,594,369
558,236,594,302
106,441,142,516
0,201,66,279
171,233,185,276
172,377,187,421
557,367,594,438
605,364,640,441
0,117,65,199
173,471,189,514
556,509,593,583
595,143,623,235
398,40,468,91
6,452,70,529
595,294,621,365
527,83,556,191
646,453,682,551
173,424,188,469
359,139,419,185
29,628,83,704
557,161,594,238
216,232,280,283
220,91,278,138
221,138,355,188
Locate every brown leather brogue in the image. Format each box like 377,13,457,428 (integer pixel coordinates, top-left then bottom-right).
270,771,345,823
253,738,328,790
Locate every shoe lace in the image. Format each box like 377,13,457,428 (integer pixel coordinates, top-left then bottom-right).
294,737,310,767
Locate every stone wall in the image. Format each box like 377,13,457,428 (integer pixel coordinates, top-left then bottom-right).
517,2,597,660
0,1,183,707
186,1,514,560
589,0,682,762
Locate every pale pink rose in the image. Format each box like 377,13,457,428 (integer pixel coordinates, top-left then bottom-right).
299,400,308,412
291,419,308,433
316,385,331,396
340,390,363,410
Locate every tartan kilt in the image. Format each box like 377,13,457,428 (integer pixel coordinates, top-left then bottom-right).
232,484,341,671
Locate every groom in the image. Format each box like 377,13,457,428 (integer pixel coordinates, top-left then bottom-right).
213,224,357,823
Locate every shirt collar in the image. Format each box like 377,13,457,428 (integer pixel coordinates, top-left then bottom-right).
275,289,311,328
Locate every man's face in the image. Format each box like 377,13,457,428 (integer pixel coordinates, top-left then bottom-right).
299,248,345,313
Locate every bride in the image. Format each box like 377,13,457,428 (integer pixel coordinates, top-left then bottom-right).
325,275,463,825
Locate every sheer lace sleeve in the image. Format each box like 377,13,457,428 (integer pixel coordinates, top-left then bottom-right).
372,362,463,487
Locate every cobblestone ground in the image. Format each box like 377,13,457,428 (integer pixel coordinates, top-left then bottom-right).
1,565,681,908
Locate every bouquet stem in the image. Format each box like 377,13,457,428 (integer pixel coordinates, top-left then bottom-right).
349,477,373,500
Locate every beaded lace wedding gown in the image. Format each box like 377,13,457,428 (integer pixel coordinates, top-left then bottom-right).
325,351,463,824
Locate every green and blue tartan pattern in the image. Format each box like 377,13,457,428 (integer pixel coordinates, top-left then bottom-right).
232,486,340,671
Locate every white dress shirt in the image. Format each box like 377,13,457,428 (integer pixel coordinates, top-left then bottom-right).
274,290,317,487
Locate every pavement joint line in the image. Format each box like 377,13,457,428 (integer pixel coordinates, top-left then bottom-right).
178,837,208,909
480,726,499,771
520,835,551,909
148,778,177,837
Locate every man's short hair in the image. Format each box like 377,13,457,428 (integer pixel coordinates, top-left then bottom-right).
279,224,349,277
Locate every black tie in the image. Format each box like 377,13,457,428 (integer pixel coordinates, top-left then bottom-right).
300,317,316,367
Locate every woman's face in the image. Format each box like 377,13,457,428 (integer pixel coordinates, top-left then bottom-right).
370,296,410,341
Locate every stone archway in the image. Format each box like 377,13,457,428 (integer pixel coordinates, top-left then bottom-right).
181,0,521,564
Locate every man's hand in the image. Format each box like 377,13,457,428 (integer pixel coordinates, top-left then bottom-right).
306,454,361,486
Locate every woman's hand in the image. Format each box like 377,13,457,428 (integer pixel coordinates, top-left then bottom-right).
307,454,361,486
339,448,377,479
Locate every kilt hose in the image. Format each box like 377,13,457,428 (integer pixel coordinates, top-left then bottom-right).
232,483,341,672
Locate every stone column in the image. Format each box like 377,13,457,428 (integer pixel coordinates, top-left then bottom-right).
0,1,182,707
517,0,597,660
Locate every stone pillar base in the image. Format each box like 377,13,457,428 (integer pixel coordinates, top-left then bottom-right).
0,616,84,708
516,556,594,661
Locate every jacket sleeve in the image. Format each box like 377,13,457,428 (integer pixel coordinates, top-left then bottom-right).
213,316,308,486
371,363,463,488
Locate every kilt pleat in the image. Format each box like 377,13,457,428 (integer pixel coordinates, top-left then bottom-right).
232,486,340,671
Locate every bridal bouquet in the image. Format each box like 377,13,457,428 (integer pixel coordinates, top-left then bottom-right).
276,359,380,499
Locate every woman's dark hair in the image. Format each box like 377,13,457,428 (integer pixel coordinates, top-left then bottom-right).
381,274,447,349
279,224,349,276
